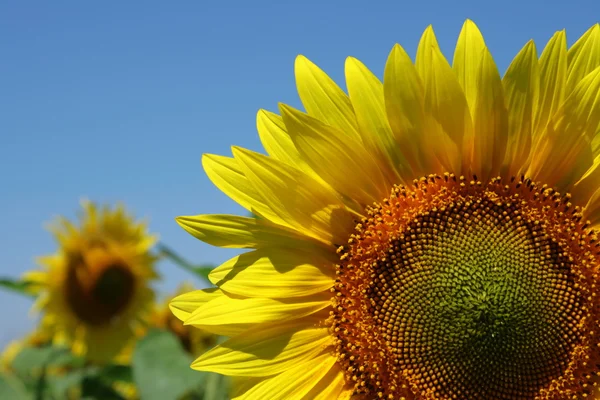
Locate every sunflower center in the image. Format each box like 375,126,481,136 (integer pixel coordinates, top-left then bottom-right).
66,257,136,326
331,174,600,399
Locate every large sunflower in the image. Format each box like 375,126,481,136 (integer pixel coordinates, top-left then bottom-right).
171,21,600,399
26,201,158,363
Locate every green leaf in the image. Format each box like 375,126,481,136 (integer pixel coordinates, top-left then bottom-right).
9,345,76,400
46,370,87,400
157,244,215,281
11,346,68,379
81,375,126,400
97,364,133,384
133,329,204,400
44,364,131,400
50,350,85,369
0,373,30,400
0,278,34,298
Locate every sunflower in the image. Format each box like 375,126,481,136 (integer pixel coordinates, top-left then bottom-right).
25,201,158,363
171,20,600,399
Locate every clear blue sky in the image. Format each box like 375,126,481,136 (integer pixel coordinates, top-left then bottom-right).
1,0,598,346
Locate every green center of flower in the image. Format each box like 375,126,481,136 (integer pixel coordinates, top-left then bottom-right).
372,200,579,398
331,174,600,399
66,256,136,326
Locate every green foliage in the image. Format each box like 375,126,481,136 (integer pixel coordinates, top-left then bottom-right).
97,364,133,384
2,245,230,399
0,373,29,400
2,329,230,399
132,329,205,400
8,345,94,399
0,278,35,297
80,375,126,400
11,346,80,378
157,244,215,282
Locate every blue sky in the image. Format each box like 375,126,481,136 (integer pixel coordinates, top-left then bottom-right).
0,0,598,346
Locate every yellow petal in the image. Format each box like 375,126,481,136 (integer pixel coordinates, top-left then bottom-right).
416,26,470,172
306,363,350,400
202,154,289,227
184,292,330,335
280,103,389,205
30,294,50,313
501,40,539,176
585,186,600,228
573,153,600,204
417,25,471,147
209,248,335,298
235,353,337,399
560,65,600,135
34,254,60,269
452,20,507,179
230,377,266,400
593,131,600,157
383,44,429,174
22,270,48,284
232,146,356,245
567,24,600,93
533,30,567,139
169,288,222,322
471,49,508,181
256,109,333,190
569,24,600,155
528,66,600,190
256,110,311,173
345,56,411,184
193,320,332,377
294,55,360,141
569,64,600,130
175,214,324,250
453,19,486,115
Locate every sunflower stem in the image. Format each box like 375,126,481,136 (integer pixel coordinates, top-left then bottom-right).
156,243,214,282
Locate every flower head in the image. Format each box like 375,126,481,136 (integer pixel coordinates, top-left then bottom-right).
26,201,158,363
172,21,600,399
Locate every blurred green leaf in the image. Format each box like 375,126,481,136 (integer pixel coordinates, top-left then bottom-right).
157,244,215,281
10,345,76,400
0,373,30,400
0,278,34,298
47,349,84,370
97,364,133,384
46,370,87,400
81,375,126,400
44,364,131,400
133,329,204,400
11,346,69,379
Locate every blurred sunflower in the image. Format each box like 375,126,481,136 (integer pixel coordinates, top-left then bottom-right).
171,21,600,399
25,201,158,363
